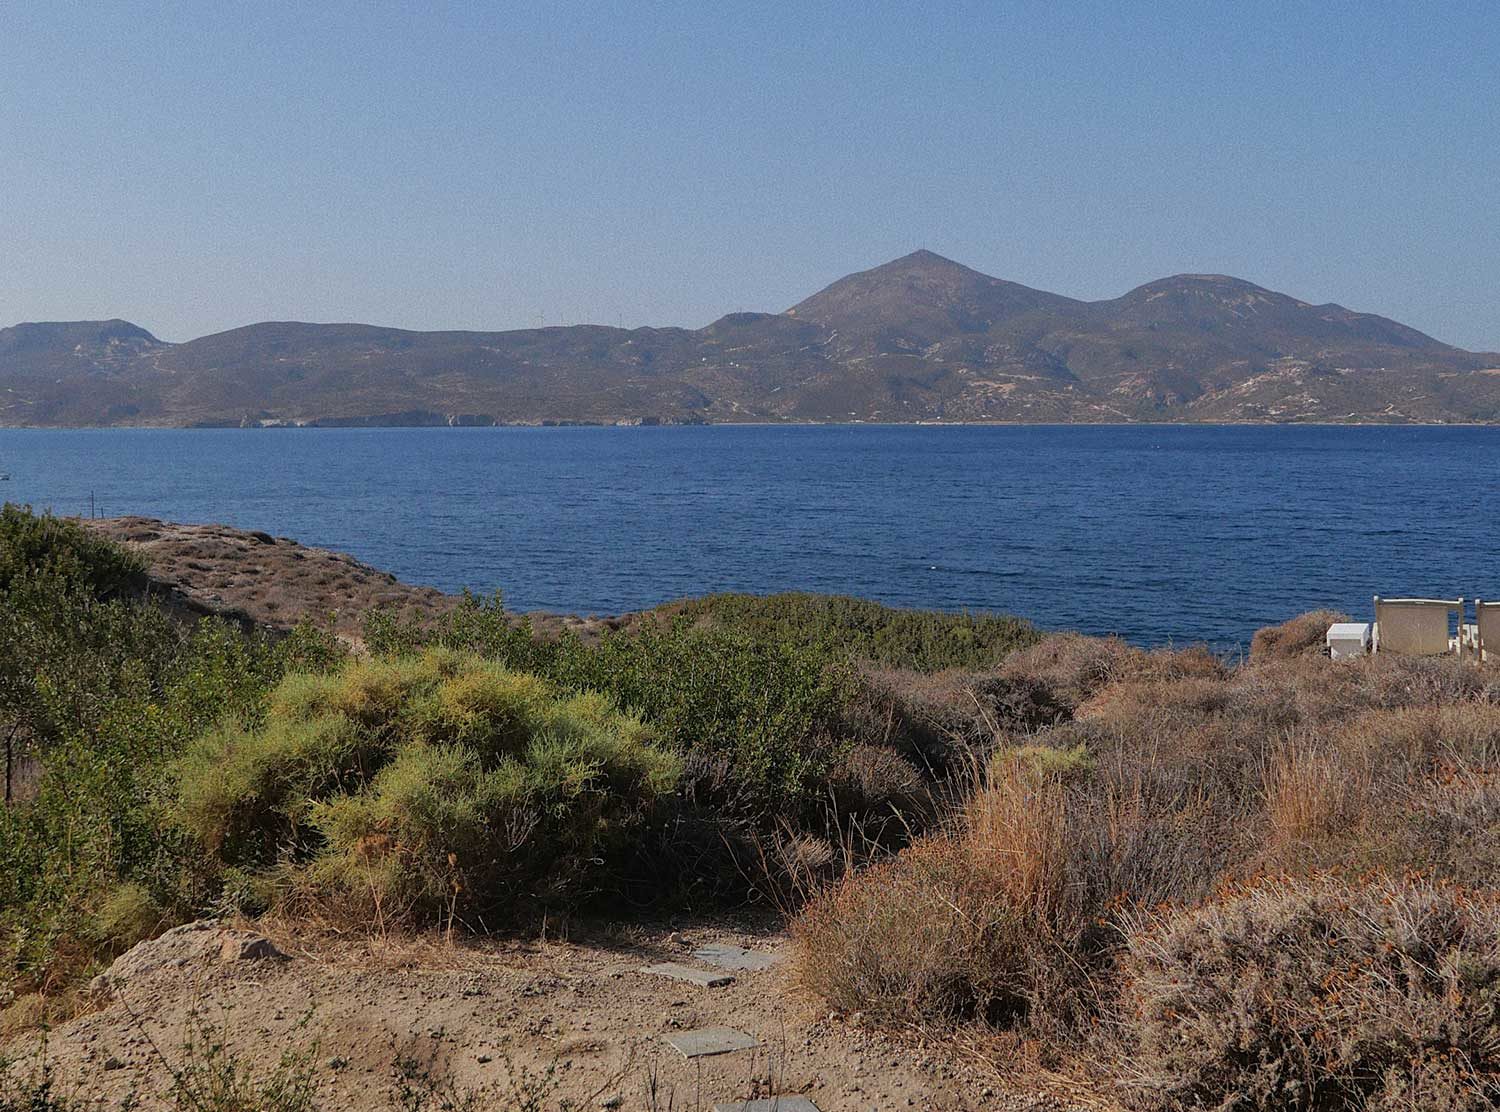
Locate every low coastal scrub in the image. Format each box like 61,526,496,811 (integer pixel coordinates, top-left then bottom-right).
363,595,856,814
0,502,145,599
666,591,1041,671
792,613,1500,1104
0,507,342,1000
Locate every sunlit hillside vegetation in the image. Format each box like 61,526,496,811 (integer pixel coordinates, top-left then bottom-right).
3,504,1498,1108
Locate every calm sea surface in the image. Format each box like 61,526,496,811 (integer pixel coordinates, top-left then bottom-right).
4,425,1497,649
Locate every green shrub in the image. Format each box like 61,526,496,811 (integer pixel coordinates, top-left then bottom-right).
1118,876,1500,1112
0,507,344,993
177,713,373,864
560,619,853,812
365,597,856,815
670,592,1041,671
93,882,165,950
176,650,679,924
0,503,144,599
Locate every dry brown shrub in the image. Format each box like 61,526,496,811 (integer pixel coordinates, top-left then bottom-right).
0,993,47,1036
844,665,1065,768
1075,676,1232,722
965,760,1072,921
1248,609,1349,663
1361,653,1497,708
793,834,995,1024
829,743,925,814
1135,644,1229,683
998,633,1146,709
792,758,1213,1037
1118,875,1500,1112
1050,684,1270,829
1336,703,1500,772
793,762,1105,1031
1314,761,1500,886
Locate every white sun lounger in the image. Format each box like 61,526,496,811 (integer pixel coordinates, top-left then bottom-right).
1372,596,1464,658
1475,599,1500,663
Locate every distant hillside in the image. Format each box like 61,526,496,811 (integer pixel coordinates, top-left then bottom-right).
5,252,1499,426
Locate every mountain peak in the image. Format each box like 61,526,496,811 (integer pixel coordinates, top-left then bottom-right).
885,248,964,268
1103,275,1445,350
1121,274,1272,298
786,251,1081,340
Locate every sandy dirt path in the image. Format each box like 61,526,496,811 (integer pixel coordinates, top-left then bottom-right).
4,920,1081,1111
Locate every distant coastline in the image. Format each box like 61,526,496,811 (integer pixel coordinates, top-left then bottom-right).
4,416,1497,431
5,252,1499,428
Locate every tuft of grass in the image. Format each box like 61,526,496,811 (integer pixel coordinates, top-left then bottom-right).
1263,737,1366,845
1001,743,1094,782
792,760,1141,1034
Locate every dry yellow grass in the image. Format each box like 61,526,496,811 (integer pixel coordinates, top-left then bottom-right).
965,759,1071,921
1264,737,1367,844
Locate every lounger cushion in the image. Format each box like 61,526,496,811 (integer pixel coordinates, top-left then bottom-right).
1376,603,1452,655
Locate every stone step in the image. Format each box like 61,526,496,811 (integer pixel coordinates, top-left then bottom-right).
661,1026,760,1059
640,961,734,988
693,944,780,972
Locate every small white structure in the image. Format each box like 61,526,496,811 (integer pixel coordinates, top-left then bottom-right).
1327,621,1372,660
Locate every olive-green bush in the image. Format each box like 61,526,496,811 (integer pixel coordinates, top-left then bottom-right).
364,595,856,815
0,506,343,990
671,592,1041,671
176,650,680,924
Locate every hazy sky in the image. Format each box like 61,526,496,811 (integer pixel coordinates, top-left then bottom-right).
2,2,1496,349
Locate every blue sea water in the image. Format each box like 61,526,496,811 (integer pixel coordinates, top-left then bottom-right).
3,424,1497,650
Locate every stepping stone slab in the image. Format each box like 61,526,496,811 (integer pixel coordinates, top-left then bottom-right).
693,944,780,972
711,1099,820,1112
662,1027,760,1059
641,962,734,988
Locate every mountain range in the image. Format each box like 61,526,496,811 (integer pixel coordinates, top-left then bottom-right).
5,251,1499,426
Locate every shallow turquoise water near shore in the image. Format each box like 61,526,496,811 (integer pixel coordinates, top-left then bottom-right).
5,424,1497,648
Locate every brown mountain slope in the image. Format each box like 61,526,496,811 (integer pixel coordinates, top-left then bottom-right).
3,253,1497,425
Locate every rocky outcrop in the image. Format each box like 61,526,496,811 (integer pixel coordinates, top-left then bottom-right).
90,921,289,1000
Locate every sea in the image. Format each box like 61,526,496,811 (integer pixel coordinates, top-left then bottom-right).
4,424,1497,651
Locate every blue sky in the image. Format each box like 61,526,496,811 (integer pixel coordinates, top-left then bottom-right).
2,2,1496,348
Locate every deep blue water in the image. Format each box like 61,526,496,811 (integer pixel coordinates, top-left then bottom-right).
4,424,1497,649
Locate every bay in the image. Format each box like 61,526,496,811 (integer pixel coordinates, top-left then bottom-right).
4,424,1496,649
